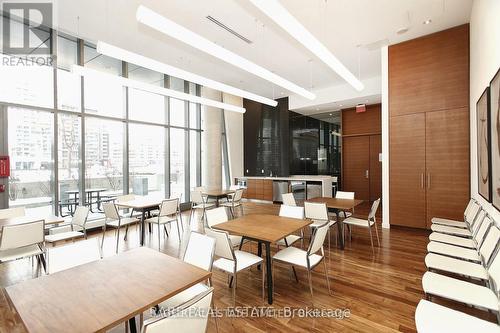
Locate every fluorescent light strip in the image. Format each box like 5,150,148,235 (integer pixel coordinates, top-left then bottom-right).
71,65,246,114
136,5,316,100
97,42,276,107
249,0,364,92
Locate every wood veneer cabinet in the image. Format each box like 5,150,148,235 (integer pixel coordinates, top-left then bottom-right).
389,24,470,229
245,179,273,201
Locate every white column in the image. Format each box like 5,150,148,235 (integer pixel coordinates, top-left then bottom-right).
201,87,222,190
381,45,390,229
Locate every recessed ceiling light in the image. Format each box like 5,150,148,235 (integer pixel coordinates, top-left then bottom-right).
339,104,343,107
97,41,277,107
248,0,364,92
136,5,315,100
280,92,284,95
397,27,409,35
329,113,332,116
316,108,320,111
423,19,432,25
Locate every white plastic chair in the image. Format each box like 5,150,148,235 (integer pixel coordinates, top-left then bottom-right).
144,198,181,250
205,227,264,304
0,207,26,219
276,205,304,248
47,237,102,274
282,193,297,206
189,190,215,225
304,201,337,251
0,219,46,275
170,192,184,228
220,189,244,218
343,198,381,254
430,203,481,237
272,221,331,300
431,199,479,228
142,287,214,333
335,191,355,218
101,202,139,253
206,207,242,247
45,206,89,245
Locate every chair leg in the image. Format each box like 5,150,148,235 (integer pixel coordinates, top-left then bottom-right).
116,227,120,254
307,270,314,299
189,208,194,226
261,261,265,301
323,259,331,295
232,273,237,306
175,219,181,241
163,225,169,237
124,225,128,241
158,224,161,251
368,226,374,255
374,223,380,247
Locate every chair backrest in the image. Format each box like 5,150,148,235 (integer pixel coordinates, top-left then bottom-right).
480,226,500,265
232,189,244,202
159,198,178,217
116,194,135,202
282,193,296,206
487,249,500,294
71,206,89,228
183,231,216,272
304,202,329,221
191,190,204,204
335,191,355,199
368,198,381,221
279,205,305,219
465,202,481,224
308,221,329,257
229,185,239,190
170,192,182,203
0,207,26,219
102,202,120,220
0,220,44,250
205,207,228,228
47,238,102,274
205,228,235,262
142,287,213,333
474,214,491,246
463,199,476,217
471,210,486,235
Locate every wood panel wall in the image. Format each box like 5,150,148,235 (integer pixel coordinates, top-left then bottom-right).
342,104,381,136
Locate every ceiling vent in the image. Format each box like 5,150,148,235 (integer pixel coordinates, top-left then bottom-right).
206,15,253,44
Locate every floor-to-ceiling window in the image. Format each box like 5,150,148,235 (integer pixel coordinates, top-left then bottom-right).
0,14,202,215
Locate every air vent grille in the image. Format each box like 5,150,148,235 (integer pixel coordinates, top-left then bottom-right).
206,15,253,44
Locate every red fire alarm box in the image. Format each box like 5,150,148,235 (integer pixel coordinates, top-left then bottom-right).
0,156,10,177
356,104,366,113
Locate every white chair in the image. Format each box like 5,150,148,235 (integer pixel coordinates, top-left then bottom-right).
0,219,46,275
206,207,243,248
170,192,184,229
142,287,214,333
422,239,500,314
45,206,89,245
144,198,182,250
276,205,304,248
430,204,482,237
226,185,241,201
343,198,381,253
101,202,139,253
205,227,264,304
115,194,141,240
190,190,215,224
431,199,479,228
429,210,489,249
47,238,102,274
415,299,500,333
334,191,355,218
282,193,297,206
158,231,215,310
220,189,244,218
272,221,331,299
304,201,337,251
0,207,26,219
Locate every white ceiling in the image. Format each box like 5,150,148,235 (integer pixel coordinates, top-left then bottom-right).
55,0,473,107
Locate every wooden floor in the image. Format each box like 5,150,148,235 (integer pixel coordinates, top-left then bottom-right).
0,201,435,332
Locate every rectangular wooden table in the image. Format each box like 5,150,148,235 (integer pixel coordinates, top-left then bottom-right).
213,214,311,305
5,247,211,333
306,197,363,250
115,197,164,246
202,189,235,207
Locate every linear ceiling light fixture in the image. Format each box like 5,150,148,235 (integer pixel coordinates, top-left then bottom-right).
135,5,316,100
71,65,246,113
96,41,276,107
249,0,364,91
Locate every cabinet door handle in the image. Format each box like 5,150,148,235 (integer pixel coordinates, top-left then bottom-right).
365,170,369,179
421,173,424,189
427,173,431,190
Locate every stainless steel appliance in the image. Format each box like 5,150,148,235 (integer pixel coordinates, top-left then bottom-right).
272,181,289,202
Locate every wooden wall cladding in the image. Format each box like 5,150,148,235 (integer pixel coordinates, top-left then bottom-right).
341,104,381,136
389,24,469,116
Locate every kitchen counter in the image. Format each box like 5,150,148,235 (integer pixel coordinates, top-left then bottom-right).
240,175,337,182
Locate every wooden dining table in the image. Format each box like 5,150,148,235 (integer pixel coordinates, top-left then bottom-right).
306,197,363,250
5,247,211,333
202,189,235,207
115,197,164,246
213,214,311,305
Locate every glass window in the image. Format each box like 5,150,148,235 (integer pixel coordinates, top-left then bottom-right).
128,89,165,124
7,107,53,215
83,44,124,118
57,36,81,112
58,113,81,215
190,131,199,189
129,124,165,199
170,128,185,199
128,65,163,86
170,77,186,127
85,118,124,202
189,82,199,129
